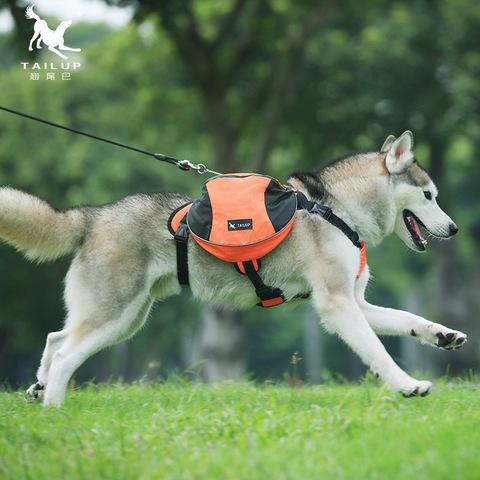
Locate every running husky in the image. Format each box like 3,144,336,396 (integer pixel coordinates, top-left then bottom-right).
0,131,466,407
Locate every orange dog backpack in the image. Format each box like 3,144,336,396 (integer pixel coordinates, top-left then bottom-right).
169,173,366,307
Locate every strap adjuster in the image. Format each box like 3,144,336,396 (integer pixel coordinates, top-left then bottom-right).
309,203,333,221
174,221,189,243
236,260,286,308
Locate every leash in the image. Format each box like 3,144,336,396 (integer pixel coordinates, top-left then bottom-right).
0,105,220,175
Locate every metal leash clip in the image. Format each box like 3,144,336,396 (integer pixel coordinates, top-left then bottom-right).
178,160,220,176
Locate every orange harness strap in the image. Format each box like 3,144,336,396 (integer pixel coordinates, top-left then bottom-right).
357,243,367,279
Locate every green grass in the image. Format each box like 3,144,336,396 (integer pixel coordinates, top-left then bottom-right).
1,378,480,480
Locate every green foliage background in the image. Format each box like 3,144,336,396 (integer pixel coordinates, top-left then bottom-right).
0,0,479,385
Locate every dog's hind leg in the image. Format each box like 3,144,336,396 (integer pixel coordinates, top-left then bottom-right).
28,32,39,51
26,329,69,399
28,24,42,50
29,239,161,406
355,267,467,350
42,293,154,407
47,44,68,59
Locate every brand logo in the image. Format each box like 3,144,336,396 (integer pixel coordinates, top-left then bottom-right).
20,5,82,81
228,219,253,231
25,5,81,59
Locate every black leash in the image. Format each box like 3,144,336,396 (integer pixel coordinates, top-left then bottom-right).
0,105,219,175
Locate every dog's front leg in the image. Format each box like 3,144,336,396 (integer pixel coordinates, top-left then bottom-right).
359,302,467,350
58,44,81,52
354,268,467,350
312,291,433,396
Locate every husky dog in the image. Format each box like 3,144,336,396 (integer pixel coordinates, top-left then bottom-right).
25,5,81,60
0,131,466,407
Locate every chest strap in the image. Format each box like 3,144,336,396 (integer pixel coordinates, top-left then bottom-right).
295,192,362,249
168,202,192,287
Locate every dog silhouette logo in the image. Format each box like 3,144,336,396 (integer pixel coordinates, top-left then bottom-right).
25,5,81,60
227,219,253,231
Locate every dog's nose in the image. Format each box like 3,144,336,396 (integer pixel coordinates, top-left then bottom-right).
449,222,459,236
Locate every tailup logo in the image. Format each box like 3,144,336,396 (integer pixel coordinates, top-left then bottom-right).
25,5,81,59
21,5,82,81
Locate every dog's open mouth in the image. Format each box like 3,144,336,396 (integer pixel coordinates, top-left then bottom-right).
403,210,428,251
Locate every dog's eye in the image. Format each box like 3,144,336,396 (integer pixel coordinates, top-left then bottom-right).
424,191,432,200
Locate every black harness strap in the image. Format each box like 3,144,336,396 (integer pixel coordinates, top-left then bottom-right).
173,214,190,286
236,260,285,308
295,192,362,249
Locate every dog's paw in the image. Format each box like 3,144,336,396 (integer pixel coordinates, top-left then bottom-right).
401,380,433,398
435,330,467,350
26,382,45,399
420,324,467,350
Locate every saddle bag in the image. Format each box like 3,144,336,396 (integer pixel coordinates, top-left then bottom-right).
188,174,297,261
169,173,366,308
169,173,298,307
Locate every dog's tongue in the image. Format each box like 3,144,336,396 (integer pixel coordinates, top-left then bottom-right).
409,216,426,243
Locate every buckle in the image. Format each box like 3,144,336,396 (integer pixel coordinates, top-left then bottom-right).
255,286,285,304
310,203,332,221
174,222,189,243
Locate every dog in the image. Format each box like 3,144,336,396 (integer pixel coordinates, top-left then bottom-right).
25,5,81,60
0,130,467,407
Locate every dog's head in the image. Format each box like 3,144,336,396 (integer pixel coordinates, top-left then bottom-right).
383,131,458,252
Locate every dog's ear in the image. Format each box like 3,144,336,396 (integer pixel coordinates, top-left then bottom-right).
380,135,396,153
385,130,414,174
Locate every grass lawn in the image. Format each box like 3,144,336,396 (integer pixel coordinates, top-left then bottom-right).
1,378,479,480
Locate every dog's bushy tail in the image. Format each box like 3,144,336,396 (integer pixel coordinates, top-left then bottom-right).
0,187,85,262
25,6,40,21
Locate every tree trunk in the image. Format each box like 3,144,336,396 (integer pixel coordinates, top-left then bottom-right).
430,240,477,375
156,1,335,383
399,290,433,374
302,302,324,384
190,307,246,382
